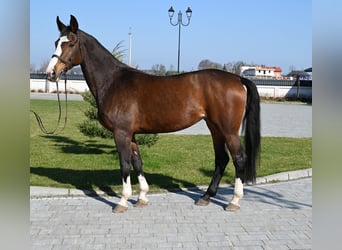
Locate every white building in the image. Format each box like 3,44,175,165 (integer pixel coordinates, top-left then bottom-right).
241,66,282,79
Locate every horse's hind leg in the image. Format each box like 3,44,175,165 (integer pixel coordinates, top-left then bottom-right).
224,134,247,211
196,123,229,206
131,140,149,207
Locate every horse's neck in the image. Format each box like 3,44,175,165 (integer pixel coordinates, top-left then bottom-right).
79,31,125,104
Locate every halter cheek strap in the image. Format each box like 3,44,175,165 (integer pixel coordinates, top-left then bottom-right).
51,54,71,70
51,40,81,71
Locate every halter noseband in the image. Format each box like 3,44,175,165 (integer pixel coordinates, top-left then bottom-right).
51,54,70,69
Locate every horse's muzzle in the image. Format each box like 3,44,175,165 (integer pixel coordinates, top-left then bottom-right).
47,70,62,82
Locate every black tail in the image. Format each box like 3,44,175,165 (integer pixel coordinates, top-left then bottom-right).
241,77,261,183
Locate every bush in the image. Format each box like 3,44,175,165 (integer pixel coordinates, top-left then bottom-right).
79,91,159,147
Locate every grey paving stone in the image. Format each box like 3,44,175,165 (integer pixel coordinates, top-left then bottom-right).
31,178,312,249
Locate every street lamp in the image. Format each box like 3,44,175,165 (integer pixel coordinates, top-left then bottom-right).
168,6,192,73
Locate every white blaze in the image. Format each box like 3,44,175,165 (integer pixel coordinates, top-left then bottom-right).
46,36,69,73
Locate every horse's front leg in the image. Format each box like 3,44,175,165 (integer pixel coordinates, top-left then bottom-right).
131,141,149,207
112,130,133,213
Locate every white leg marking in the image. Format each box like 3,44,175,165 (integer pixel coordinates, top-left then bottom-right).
46,36,69,73
138,175,149,202
118,176,132,207
230,178,244,207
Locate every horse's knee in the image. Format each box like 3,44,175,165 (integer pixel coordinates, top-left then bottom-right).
131,142,140,159
130,142,144,174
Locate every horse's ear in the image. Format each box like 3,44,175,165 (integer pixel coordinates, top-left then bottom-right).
70,15,79,33
56,16,66,32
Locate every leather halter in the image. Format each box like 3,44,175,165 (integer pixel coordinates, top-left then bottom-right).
51,39,81,71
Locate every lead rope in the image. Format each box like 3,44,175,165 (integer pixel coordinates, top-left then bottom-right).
30,74,68,135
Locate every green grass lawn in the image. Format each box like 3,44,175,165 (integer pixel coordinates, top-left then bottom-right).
30,99,312,193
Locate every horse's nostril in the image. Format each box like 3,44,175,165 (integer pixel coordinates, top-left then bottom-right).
48,71,56,81
49,71,55,78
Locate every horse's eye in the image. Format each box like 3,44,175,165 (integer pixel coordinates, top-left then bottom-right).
68,43,74,48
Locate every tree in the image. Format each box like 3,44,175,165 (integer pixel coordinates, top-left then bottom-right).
111,40,126,62
289,65,296,73
165,64,178,76
151,64,166,75
30,63,36,73
224,61,245,75
232,61,245,75
198,59,222,70
38,60,50,73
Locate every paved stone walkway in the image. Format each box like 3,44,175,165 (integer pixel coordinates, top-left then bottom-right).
31,177,312,250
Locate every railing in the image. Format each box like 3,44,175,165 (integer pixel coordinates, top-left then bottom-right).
30,73,85,81
30,73,311,87
248,78,312,87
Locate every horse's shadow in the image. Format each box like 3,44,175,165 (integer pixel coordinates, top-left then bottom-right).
41,135,117,155
242,185,312,209
31,166,311,210
174,184,311,210
31,166,211,208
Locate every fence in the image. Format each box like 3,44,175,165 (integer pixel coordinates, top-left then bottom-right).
30,73,312,98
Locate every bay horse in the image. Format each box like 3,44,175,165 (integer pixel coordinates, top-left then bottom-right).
46,15,260,213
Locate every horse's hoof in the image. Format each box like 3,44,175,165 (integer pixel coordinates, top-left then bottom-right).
112,204,128,213
195,197,210,206
134,199,148,208
225,203,240,212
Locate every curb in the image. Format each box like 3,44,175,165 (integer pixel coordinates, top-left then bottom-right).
255,168,312,185
30,168,312,199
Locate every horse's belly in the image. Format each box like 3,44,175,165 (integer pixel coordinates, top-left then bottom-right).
138,109,205,133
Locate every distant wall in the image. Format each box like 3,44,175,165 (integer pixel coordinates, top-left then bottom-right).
30,78,89,93
30,73,312,98
256,85,311,98
251,78,312,98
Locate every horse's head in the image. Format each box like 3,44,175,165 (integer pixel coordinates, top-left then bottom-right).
46,15,82,82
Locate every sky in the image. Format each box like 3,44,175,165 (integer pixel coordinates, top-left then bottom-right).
30,0,311,74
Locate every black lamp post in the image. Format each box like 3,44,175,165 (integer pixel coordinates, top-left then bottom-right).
168,6,192,73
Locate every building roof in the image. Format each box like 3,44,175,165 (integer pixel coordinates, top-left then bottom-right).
255,66,282,72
